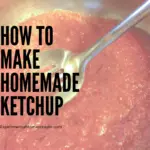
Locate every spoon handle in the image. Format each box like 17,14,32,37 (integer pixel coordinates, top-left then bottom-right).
79,0,150,65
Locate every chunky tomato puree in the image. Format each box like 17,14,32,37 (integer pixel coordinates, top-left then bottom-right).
1,10,150,150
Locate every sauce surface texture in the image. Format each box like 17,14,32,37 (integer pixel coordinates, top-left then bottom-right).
1,10,150,150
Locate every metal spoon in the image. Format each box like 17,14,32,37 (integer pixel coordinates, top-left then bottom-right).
32,0,150,104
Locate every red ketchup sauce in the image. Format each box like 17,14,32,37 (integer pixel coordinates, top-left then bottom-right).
1,10,150,150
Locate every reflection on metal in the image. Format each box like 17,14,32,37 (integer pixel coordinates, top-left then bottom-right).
84,0,101,9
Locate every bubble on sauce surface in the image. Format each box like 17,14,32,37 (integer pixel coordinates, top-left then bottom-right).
1,10,150,150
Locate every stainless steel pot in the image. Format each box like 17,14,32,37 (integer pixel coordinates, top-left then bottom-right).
1,0,150,35
0,0,150,149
